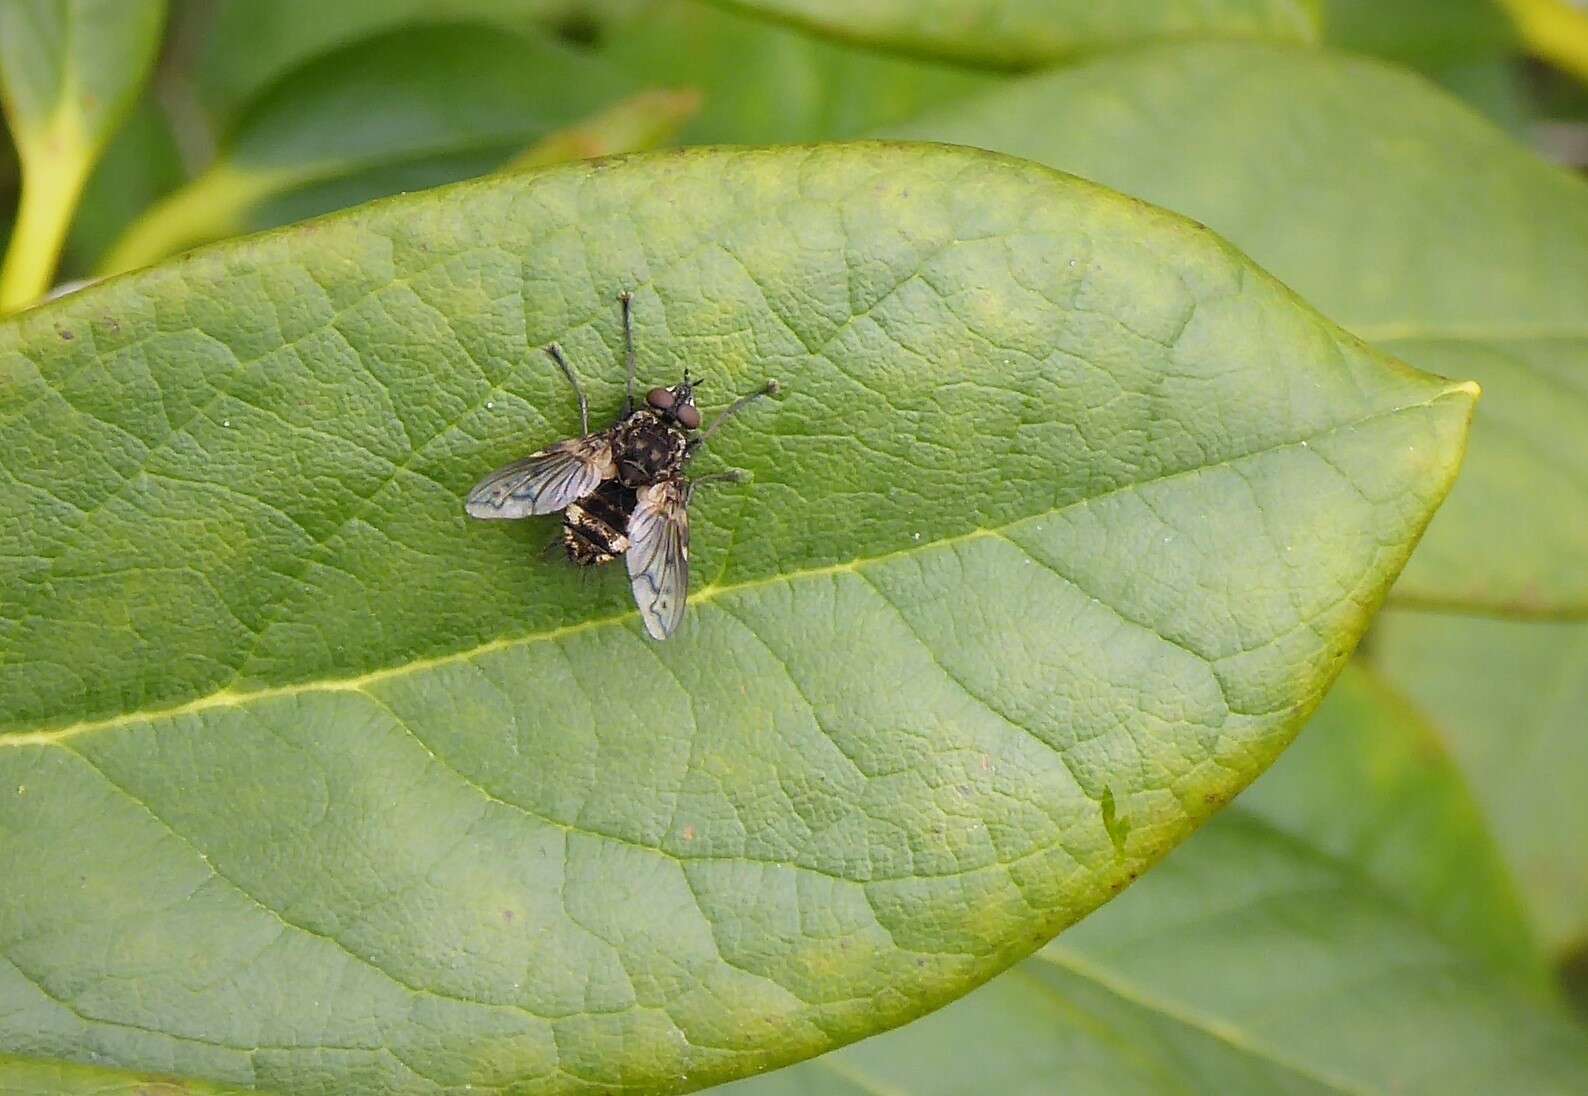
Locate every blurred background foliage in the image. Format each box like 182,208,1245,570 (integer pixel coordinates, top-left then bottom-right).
2,0,1586,1090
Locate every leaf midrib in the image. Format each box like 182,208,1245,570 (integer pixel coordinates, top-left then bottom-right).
0,385,1471,746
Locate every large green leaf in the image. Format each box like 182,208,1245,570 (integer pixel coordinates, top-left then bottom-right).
0,144,1472,1092
0,0,165,310
98,24,632,277
720,670,1583,1093
602,0,997,145
706,0,1318,68
884,41,1588,615
1372,612,1588,954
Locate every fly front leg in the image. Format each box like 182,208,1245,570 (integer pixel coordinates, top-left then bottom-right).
685,379,781,461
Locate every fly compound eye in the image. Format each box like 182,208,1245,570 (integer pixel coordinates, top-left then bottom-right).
646,387,675,410
675,403,702,429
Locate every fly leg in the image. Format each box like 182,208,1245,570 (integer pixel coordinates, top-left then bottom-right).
620,291,637,415
685,379,781,461
544,343,589,435
686,469,750,502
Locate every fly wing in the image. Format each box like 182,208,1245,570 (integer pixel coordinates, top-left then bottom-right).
465,433,615,519
626,478,690,640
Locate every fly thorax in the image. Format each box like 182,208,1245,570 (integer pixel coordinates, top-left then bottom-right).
615,413,688,486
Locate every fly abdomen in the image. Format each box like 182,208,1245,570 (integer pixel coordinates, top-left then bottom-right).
562,480,636,566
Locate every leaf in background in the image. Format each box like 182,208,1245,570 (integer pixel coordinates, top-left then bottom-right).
884,33,1588,968
0,1055,247,1095
1237,662,1548,988
502,87,703,172
61,94,186,279
1372,612,1588,955
706,0,1319,68
1433,59,1533,134
601,0,998,145
0,143,1471,1093
1317,0,1527,131
884,42,1588,616
0,0,165,311
97,24,633,277
720,670,1584,1093
1319,0,1517,69
1382,337,1588,616
188,0,638,127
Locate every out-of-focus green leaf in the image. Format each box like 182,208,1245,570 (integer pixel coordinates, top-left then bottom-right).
0,143,1471,1093
1320,0,1516,69
98,24,631,276
0,0,165,310
885,42,1588,339
707,0,1319,68
1372,612,1588,955
1239,662,1548,987
502,87,703,172
61,95,185,279
721,717,1586,1095
189,0,638,126
602,0,997,144
0,1055,248,1095
885,41,1588,616
1433,60,1532,134
1380,337,1588,617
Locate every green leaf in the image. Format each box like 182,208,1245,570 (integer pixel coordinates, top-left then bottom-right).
1319,0,1517,69
1237,662,1548,988
0,144,1472,1092
61,94,186,279
0,0,165,310
502,88,703,172
885,52,1588,965
188,0,632,127
706,0,1319,68
883,41,1588,615
601,0,998,144
0,1055,249,1095
719,675,1588,1094
1377,337,1588,616
98,24,633,277
1372,612,1588,955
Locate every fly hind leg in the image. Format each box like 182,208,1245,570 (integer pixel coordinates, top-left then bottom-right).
544,343,590,435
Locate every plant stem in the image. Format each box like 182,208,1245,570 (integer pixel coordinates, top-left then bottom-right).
0,151,90,313
1499,0,1588,83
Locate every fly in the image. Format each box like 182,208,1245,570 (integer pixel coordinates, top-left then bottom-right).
465,292,779,639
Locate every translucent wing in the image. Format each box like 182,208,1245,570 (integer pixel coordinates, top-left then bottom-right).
626,478,690,640
465,433,615,519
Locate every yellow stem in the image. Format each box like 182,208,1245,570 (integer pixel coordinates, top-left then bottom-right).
1499,0,1588,83
0,150,91,313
